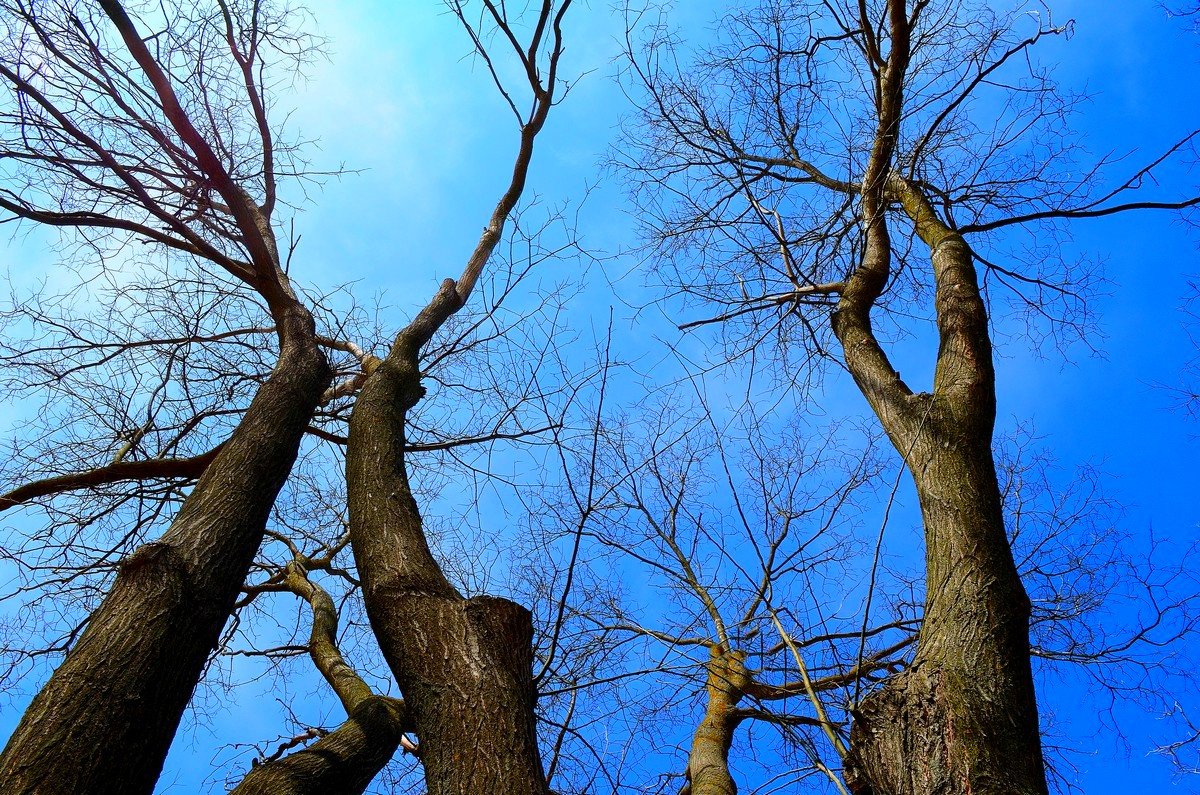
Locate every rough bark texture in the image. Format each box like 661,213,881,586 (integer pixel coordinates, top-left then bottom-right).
683,647,749,795
346,301,551,794
368,592,547,795
843,432,1045,795
0,320,330,795
832,8,1049,788
230,697,407,795
836,176,1048,795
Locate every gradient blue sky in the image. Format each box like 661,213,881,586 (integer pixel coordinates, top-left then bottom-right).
1,1,1198,793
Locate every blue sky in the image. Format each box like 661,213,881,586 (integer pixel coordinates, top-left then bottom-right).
1,1,1198,793
257,2,1200,790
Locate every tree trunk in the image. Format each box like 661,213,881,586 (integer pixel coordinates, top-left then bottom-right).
230,697,407,795
684,646,748,795
844,429,1046,795
365,591,548,795
346,289,551,795
837,168,1048,795
0,316,330,795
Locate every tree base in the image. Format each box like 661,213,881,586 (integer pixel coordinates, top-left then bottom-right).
845,663,1047,795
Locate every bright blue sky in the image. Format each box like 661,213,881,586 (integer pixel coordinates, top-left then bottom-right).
1,1,1198,793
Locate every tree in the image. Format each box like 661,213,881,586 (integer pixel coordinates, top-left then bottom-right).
0,3,332,791
526,378,1197,795
560,398,897,795
341,1,572,787
230,542,412,795
0,1,574,793
2,1,1197,793
619,1,1199,793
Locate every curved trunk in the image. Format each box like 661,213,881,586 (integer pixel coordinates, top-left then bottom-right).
834,78,1049,790
844,433,1046,795
0,319,330,795
346,303,551,795
230,555,412,795
230,697,407,795
337,11,568,786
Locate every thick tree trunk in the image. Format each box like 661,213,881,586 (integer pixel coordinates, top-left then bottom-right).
346,289,551,795
833,57,1049,788
844,432,1046,795
0,317,330,795
230,697,407,795
364,591,548,795
684,646,748,795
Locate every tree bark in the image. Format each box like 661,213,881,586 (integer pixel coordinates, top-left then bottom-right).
845,436,1044,795
683,646,749,795
837,173,1047,795
230,697,407,795
345,290,551,795
0,312,330,795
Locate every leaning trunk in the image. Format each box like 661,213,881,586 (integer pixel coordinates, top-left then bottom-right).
0,314,330,795
230,697,407,795
338,14,567,784
346,294,551,795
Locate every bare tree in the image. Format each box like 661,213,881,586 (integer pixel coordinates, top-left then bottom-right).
0,1,577,793
229,538,413,795
341,3,574,792
619,1,1199,793
519,376,1199,795
0,2,333,791
564,399,894,795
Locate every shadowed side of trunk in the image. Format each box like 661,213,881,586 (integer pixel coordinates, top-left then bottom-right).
0,323,330,795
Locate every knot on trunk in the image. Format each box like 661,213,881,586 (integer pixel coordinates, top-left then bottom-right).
116,542,189,595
